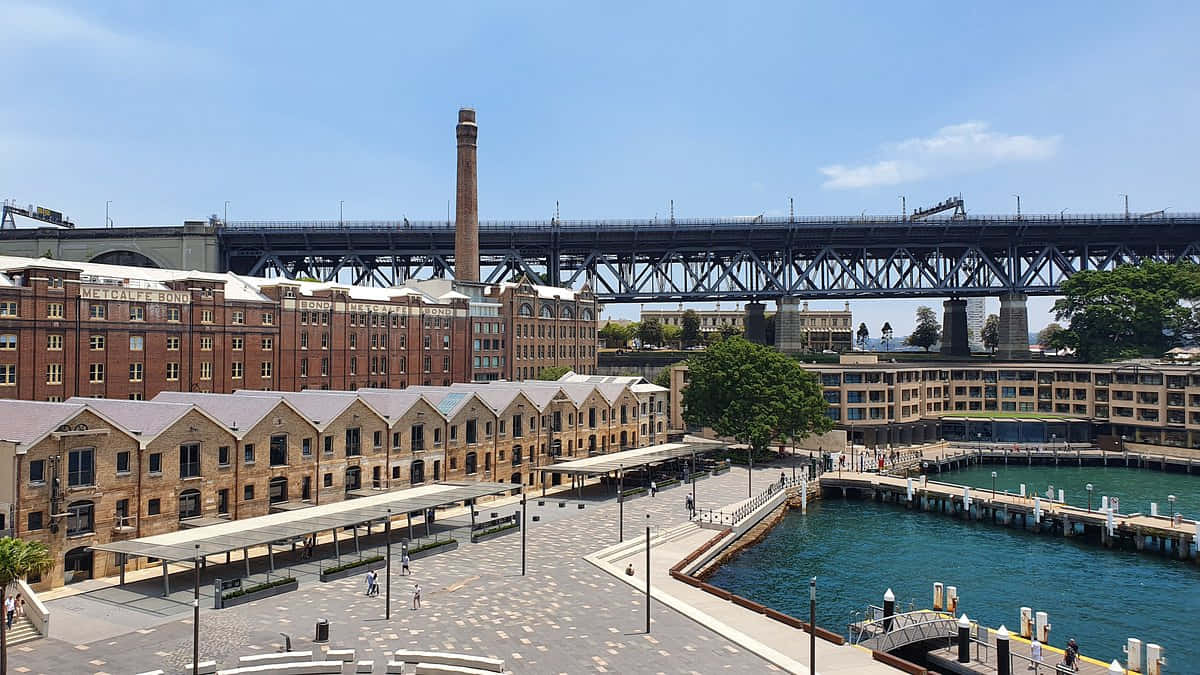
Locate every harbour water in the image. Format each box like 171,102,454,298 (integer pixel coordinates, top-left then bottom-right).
707,466,1200,667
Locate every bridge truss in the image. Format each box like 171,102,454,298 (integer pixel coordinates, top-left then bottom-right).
218,214,1200,302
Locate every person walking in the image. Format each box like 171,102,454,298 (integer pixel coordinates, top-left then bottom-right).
779,471,786,487
650,480,657,498
401,551,411,576
411,583,421,610
1029,639,1042,670
365,569,377,596
5,595,14,629
1062,638,1080,672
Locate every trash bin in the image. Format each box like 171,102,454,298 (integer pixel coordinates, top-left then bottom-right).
315,618,329,643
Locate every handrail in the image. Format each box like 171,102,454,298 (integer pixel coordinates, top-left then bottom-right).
692,474,808,526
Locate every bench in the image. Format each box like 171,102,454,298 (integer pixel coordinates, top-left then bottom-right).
326,649,356,662
134,670,165,675
355,661,375,673
185,662,216,674
216,662,347,675
390,651,504,672
240,653,314,665
413,665,505,675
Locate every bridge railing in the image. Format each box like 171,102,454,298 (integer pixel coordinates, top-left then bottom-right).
219,212,1200,232
691,475,807,526
847,609,958,651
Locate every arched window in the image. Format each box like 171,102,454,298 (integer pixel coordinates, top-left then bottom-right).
518,303,533,317
64,547,93,584
581,308,594,321
66,500,94,536
344,466,361,493
560,306,573,319
465,451,477,475
179,489,202,519
410,460,425,485
540,305,553,319
269,477,288,504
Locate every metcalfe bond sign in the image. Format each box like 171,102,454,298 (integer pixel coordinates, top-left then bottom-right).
80,285,191,304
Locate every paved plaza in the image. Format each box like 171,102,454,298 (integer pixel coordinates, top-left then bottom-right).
14,466,792,674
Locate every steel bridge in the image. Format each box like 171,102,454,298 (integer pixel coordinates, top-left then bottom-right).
218,213,1200,303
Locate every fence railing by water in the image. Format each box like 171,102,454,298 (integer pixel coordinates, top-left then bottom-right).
691,475,808,526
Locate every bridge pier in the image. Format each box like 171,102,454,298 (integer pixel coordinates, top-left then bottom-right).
996,292,1031,360
744,302,767,344
940,298,970,357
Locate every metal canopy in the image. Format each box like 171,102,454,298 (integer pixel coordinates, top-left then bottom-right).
89,481,510,563
539,441,725,477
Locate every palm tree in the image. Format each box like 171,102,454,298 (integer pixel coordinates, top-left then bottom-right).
0,538,52,675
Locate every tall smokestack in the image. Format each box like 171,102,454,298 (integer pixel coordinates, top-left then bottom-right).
454,108,479,281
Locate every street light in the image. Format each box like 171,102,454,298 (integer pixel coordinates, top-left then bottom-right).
809,577,817,671
645,513,651,634
991,471,997,499
618,464,624,542
1168,495,1177,525
1086,483,1094,512
193,543,200,675
1060,208,1068,218
1051,433,1057,450
385,508,392,619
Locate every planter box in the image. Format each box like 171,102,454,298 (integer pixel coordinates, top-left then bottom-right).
656,479,679,489
408,539,458,562
711,467,730,476
220,578,298,609
471,524,519,544
319,557,385,583
621,487,647,499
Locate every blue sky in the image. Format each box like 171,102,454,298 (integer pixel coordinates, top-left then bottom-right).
2,2,1197,333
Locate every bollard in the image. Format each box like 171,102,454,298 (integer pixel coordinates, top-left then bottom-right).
1151,502,1158,517
995,625,1010,675
882,588,895,632
957,614,971,663
933,582,944,611
947,586,958,615
1020,607,1032,638
1102,495,1110,511
1146,643,1163,675
1058,489,1064,503
1125,637,1142,673
1035,611,1050,642
1020,484,1026,497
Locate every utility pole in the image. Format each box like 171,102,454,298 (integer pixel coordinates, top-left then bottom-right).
339,200,344,225
748,448,753,498
789,197,794,223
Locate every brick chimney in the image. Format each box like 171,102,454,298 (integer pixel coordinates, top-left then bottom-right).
454,108,479,281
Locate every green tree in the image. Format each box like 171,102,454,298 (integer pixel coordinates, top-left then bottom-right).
1052,261,1200,361
681,310,701,346
0,538,53,674
638,319,664,347
599,322,631,348
652,364,678,389
682,337,833,455
661,323,683,347
906,305,941,352
719,324,742,338
1037,323,1066,353
856,322,870,349
982,314,1000,353
880,321,894,351
537,365,573,381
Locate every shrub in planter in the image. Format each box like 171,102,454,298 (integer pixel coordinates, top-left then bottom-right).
656,478,679,489
223,577,296,601
621,486,647,498
409,538,455,555
322,555,384,576
471,522,519,542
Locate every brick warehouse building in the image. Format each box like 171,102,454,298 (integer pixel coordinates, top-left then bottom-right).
0,255,597,400
0,379,645,590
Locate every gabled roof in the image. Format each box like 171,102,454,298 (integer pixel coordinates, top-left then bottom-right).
404,387,482,418
233,390,387,428
0,400,89,448
447,383,528,413
595,382,629,404
521,380,595,406
66,397,231,445
152,392,308,437
352,389,431,422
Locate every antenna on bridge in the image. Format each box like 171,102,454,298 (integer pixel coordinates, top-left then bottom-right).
910,195,966,221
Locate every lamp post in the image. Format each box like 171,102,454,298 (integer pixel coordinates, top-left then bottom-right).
1121,435,1128,453
991,471,997,499
193,543,200,675
1051,433,1057,450
1119,193,1129,219
748,446,753,498
618,464,624,543
385,508,392,619
645,513,651,634
1168,495,1177,526
809,577,816,671
976,433,982,452
1086,483,1094,512
521,491,527,574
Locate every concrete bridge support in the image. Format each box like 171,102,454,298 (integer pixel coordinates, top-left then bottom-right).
744,302,767,344
774,297,806,354
940,298,970,357
996,292,1031,360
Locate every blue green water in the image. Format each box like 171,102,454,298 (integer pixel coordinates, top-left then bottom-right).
707,467,1200,667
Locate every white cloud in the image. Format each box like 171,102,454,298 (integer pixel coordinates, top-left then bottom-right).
0,2,133,50
819,122,1061,189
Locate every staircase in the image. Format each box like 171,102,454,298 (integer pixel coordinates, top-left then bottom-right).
6,616,42,646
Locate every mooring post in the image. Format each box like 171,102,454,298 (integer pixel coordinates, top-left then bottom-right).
996,625,1010,675
882,588,895,632
957,614,971,663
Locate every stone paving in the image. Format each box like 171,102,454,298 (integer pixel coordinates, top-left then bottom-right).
13,466,788,674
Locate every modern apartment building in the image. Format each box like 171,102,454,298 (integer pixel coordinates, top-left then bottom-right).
670,355,1200,451
0,379,645,590
0,256,597,402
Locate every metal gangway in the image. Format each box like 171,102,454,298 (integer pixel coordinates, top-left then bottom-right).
847,606,959,653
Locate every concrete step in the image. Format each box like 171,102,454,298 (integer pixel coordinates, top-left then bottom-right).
6,617,42,645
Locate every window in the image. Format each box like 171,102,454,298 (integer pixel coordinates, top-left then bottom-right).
129,363,144,382
270,435,288,466
217,489,229,515
166,307,181,322
465,451,477,475
148,452,162,474
350,356,358,375
166,362,180,381
89,303,105,319
179,443,201,478
27,511,43,531
302,437,312,457
350,334,357,350
243,484,255,501
28,459,45,484
128,392,143,401
47,303,63,319
0,335,14,350
244,443,255,464
130,305,145,321
166,335,181,351
261,336,273,351
231,310,244,325
200,361,212,380
218,445,230,467
300,332,309,349
46,363,62,384
260,362,272,378
466,419,477,444
345,428,362,457
324,436,333,455
321,358,329,376
88,363,104,383
324,473,333,487
201,309,213,324
231,361,244,379
148,498,161,515
231,336,244,350
67,447,95,486
200,336,213,351
321,332,329,349
66,501,94,536
47,334,63,350
300,359,308,377
373,430,382,449
262,311,274,325
128,335,144,351
89,335,105,350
